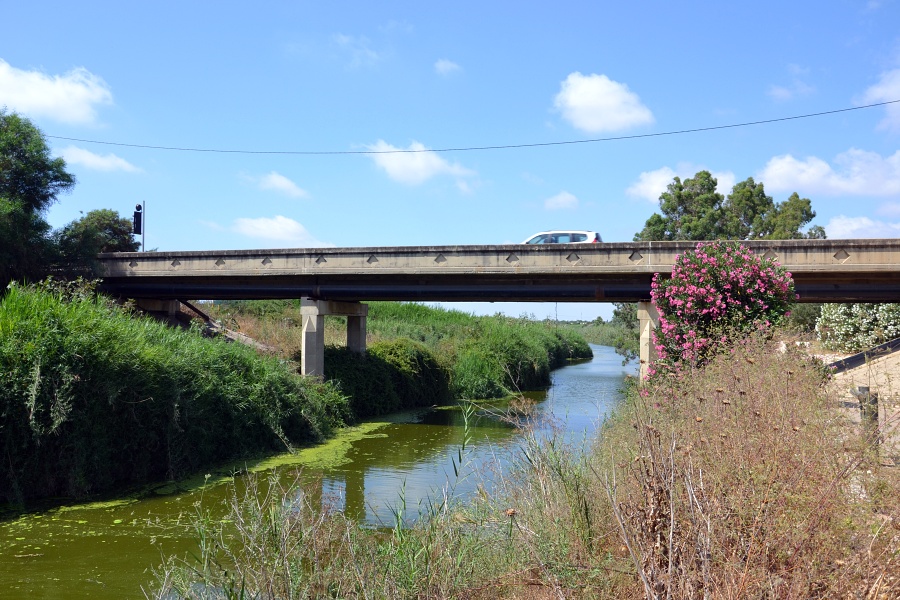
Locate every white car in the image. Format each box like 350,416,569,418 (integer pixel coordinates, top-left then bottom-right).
521,230,602,244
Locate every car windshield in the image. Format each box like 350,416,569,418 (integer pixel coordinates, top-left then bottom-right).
524,234,551,244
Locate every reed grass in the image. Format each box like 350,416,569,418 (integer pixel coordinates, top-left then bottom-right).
0,282,349,506
150,331,900,598
210,300,593,401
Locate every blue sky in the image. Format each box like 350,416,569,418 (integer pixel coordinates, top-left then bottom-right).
2,1,899,321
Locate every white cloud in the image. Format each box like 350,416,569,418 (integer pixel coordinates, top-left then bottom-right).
544,191,579,210
767,80,815,102
626,167,677,202
758,149,900,196
230,215,333,248
256,171,308,198
626,165,735,202
434,59,461,76
333,34,382,68
553,72,654,133
0,59,112,124
824,215,900,238
366,140,476,185
858,68,900,131
767,64,815,101
59,145,140,172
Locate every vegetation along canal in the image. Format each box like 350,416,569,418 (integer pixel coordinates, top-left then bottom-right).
0,345,636,599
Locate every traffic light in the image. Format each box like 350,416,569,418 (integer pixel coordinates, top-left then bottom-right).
133,204,143,235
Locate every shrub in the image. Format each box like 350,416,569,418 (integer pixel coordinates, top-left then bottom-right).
816,302,900,352
650,240,795,375
323,338,452,419
0,281,349,505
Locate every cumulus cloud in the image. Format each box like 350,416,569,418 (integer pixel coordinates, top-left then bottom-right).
366,140,476,185
256,171,309,198
434,59,461,76
0,59,112,124
230,215,333,248
823,215,900,239
858,68,900,131
544,191,579,210
626,167,677,202
757,149,900,196
59,145,140,172
553,72,654,133
626,165,735,203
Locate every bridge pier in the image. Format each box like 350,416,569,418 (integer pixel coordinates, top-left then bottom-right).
301,299,368,378
637,301,659,381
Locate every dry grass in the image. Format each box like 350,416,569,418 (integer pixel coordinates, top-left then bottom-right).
588,336,900,598
203,303,349,359
149,333,900,599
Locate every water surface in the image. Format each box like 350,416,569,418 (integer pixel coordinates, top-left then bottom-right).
0,344,636,598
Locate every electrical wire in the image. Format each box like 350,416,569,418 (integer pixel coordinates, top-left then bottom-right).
45,99,900,156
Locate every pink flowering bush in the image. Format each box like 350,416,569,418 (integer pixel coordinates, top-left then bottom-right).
649,240,795,376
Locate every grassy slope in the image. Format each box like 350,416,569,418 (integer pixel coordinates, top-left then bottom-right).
0,284,348,505
1,292,593,505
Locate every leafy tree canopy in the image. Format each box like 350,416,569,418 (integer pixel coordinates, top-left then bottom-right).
634,171,823,241
0,109,75,214
54,209,140,275
0,110,76,286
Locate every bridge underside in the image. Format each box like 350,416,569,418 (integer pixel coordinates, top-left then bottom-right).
97,274,900,304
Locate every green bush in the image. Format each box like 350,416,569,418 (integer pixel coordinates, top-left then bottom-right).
0,281,349,505
322,303,592,402
324,338,452,418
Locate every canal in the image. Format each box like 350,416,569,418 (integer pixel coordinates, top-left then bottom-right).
0,345,636,598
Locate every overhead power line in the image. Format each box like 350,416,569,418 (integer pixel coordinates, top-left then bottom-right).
46,99,900,156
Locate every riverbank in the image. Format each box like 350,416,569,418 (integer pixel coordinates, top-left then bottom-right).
150,334,900,599
0,281,348,507
0,285,592,508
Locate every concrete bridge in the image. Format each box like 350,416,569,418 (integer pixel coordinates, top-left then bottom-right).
97,239,900,378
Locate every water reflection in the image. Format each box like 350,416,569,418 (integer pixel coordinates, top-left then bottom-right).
0,345,636,599
306,344,637,526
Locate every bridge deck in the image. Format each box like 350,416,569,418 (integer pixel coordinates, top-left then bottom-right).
97,240,900,303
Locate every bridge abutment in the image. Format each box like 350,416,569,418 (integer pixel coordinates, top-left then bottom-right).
300,299,368,377
637,301,659,381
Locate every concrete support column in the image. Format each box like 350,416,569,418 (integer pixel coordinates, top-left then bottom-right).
347,315,367,354
301,309,326,378
135,298,181,316
637,301,660,381
300,299,368,377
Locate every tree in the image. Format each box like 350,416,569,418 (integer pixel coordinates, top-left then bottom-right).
0,110,74,214
635,171,724,241
54,209,140,275
635,171,822,241
0,109,75,286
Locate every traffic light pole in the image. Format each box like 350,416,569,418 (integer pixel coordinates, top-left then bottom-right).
133,203,145,252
